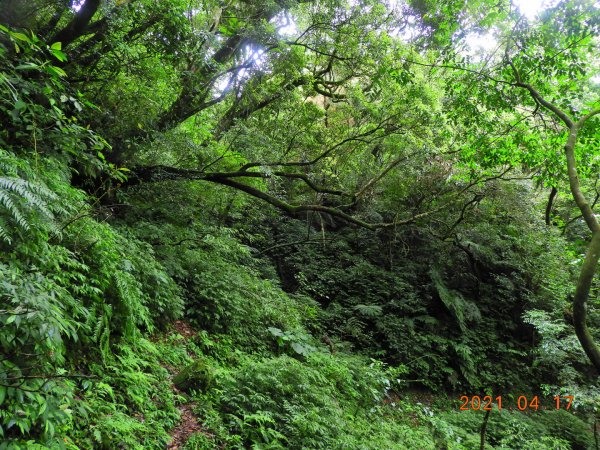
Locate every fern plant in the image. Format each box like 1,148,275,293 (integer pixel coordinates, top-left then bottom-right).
0,153,59,243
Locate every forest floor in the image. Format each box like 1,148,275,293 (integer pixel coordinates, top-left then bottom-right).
166,401,203,450
165,321,210,449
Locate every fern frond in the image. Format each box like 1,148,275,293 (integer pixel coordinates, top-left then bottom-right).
88,303,112,363
430,268,481,333
345,316,366,337
0,177,31,197
353,304,383,318
0,175,58,242
0,177,55,215
0,188,30,231
0,216,12,243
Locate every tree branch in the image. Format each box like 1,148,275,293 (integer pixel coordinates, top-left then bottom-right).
130,166,345,196
239,122,393,171
257,238,336,255
514,81,574,128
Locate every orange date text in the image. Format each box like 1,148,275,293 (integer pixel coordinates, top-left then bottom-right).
459,395,574,411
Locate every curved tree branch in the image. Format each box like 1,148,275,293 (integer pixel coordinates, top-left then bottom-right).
239,121,394,171
130,165,346,196
515,71,600,371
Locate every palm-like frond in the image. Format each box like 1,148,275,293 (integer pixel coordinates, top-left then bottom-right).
0,175,58,244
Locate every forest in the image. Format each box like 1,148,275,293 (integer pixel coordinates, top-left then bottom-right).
0,0,600,448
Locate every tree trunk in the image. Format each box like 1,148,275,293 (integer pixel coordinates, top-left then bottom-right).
519,81,600,371
50,0,101,47
545,186,557,226
564,115,600,372
480,408,491,450
572,231,600,370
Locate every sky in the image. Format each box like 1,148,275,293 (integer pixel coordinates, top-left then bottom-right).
268,0,573,90
278,0,558,52
73,0,593,89
74,0,552,36
515,0,551,19
465,0,554,53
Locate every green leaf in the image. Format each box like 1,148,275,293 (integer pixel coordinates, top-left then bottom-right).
44,65,67,78
267,327,284,337
51,48,67,62
50,42,62,50
291,342,306,355
10,32,30,42
15,63,40,71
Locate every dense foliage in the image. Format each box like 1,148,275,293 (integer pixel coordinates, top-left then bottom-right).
1,0,600,448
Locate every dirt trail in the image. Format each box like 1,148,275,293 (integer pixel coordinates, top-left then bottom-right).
166,400,204,450
165,321,211,449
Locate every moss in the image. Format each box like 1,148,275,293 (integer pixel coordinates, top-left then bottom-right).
173,358,214,393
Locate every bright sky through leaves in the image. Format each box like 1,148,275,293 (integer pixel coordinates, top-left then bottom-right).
465,0,553,53
515,0,554,18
